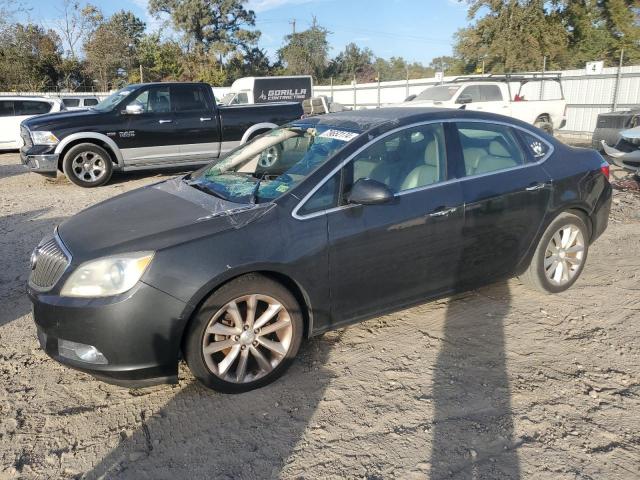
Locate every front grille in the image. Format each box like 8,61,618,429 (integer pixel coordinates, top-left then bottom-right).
20,126,33,149
29,236,70,291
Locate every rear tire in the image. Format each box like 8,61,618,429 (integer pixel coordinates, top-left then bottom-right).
519,212,589,294
184,274,304,393
62,143,113,188
534,118,554,136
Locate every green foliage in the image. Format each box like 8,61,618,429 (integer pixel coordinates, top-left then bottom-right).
277,23,330,81
148,0,260,56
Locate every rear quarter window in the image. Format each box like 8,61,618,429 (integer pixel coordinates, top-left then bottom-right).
14,101,52,115
84,98,99,106
517,130,551,162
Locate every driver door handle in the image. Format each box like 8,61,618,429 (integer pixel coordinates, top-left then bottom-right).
428,206,457,218
158,119,173,124
200,117,212,122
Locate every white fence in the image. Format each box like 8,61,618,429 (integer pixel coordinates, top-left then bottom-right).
314,65,640,135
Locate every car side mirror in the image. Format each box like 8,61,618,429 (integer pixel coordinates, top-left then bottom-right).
456,94,473,105
347,178,394,205
124,104,143,115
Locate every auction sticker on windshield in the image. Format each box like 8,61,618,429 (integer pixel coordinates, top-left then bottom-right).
318,129,359,142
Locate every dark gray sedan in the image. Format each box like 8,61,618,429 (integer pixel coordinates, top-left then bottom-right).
28,108,611,393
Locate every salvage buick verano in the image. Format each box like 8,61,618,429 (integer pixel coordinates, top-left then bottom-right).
28,108,611,393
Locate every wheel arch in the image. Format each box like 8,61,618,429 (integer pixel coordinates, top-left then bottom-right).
240,123,278,144
178,269,315,358
55,133,123,171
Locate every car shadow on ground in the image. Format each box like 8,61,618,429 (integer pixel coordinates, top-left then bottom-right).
84,330,340,479
0,161,28,179
430,281,521,479
0,208,67,326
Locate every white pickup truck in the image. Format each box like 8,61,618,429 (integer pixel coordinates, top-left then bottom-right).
399,75,567,135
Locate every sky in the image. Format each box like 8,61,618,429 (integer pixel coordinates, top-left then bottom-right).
18,0,471,65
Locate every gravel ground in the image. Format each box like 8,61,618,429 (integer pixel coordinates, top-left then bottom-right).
0,152,639,480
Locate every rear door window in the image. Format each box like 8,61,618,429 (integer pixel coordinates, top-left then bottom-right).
478,85,503,101
0,101,14,117
14,101,52,115
455,122,525,176
84,98,99,106
171,85,209,112
62,98,80,107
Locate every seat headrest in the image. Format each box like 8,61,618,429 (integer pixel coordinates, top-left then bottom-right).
423,130,439,167
488,140,510,157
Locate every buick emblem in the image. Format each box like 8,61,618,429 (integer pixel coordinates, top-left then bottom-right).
30,249,38,270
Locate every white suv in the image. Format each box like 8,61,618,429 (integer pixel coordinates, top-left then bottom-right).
0,97,65,149
59,96,100,110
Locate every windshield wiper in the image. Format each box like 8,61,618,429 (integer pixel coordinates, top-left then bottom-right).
184,179,229,201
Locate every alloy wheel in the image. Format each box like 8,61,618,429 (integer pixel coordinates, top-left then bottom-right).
71,151,106,183
544,224,585,286
201,294,293,384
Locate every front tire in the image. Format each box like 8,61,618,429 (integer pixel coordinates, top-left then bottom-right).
62,143,113,188
519,212,589,294
184,274,304,393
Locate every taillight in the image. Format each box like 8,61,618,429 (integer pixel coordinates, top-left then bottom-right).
600,162,610,179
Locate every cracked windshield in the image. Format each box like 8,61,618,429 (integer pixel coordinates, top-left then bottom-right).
188,125,360,203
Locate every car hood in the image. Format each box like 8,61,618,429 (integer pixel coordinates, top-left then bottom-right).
22,108,104,131
58,177,274,262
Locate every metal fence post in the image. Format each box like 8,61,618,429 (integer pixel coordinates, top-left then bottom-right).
353,75,357,109
330,77,334,101
377,73,381,109
405,68,410,99
612,48,624,112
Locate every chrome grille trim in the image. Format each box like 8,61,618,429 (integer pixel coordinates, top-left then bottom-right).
28,230,71,291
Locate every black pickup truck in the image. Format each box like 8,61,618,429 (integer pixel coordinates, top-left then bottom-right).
20,82,303,187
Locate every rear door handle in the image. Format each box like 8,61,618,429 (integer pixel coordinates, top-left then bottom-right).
158,119,173,124
428,206,457,218
200,117,212,122
526,182,548,191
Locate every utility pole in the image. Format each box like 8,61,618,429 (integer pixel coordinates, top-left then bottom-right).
311,15,317,29
612,48,624,112
289,19,296,34
139,64,143,83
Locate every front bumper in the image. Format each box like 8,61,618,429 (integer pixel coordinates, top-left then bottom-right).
21,150,59,177
29,281,188,387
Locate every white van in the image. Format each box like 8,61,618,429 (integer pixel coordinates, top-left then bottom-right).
0,97,65,149
219,76,313,105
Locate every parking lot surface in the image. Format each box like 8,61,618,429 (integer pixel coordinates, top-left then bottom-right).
1,152,639,479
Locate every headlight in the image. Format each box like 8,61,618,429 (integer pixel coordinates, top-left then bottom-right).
60,252,154,297
31,131,60,146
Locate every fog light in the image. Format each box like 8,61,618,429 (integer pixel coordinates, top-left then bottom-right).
58,339,108,365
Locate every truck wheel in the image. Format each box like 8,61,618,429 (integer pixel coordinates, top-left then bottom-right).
534,119,554,136
62,143,113,188
258,145,282,168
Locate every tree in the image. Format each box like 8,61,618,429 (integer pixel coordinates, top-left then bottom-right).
277,22,330,80
55,1,101,58
0,24,63,90
84,10,146,90
429,56,465,75
134,34,184,81
326,43,376,83
597,0,640,63
455,0,569,72
148,0,260,57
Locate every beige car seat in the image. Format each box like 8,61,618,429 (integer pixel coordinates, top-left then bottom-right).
400,131,441,190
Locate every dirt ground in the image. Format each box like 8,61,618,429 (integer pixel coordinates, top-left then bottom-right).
0,150,639,480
